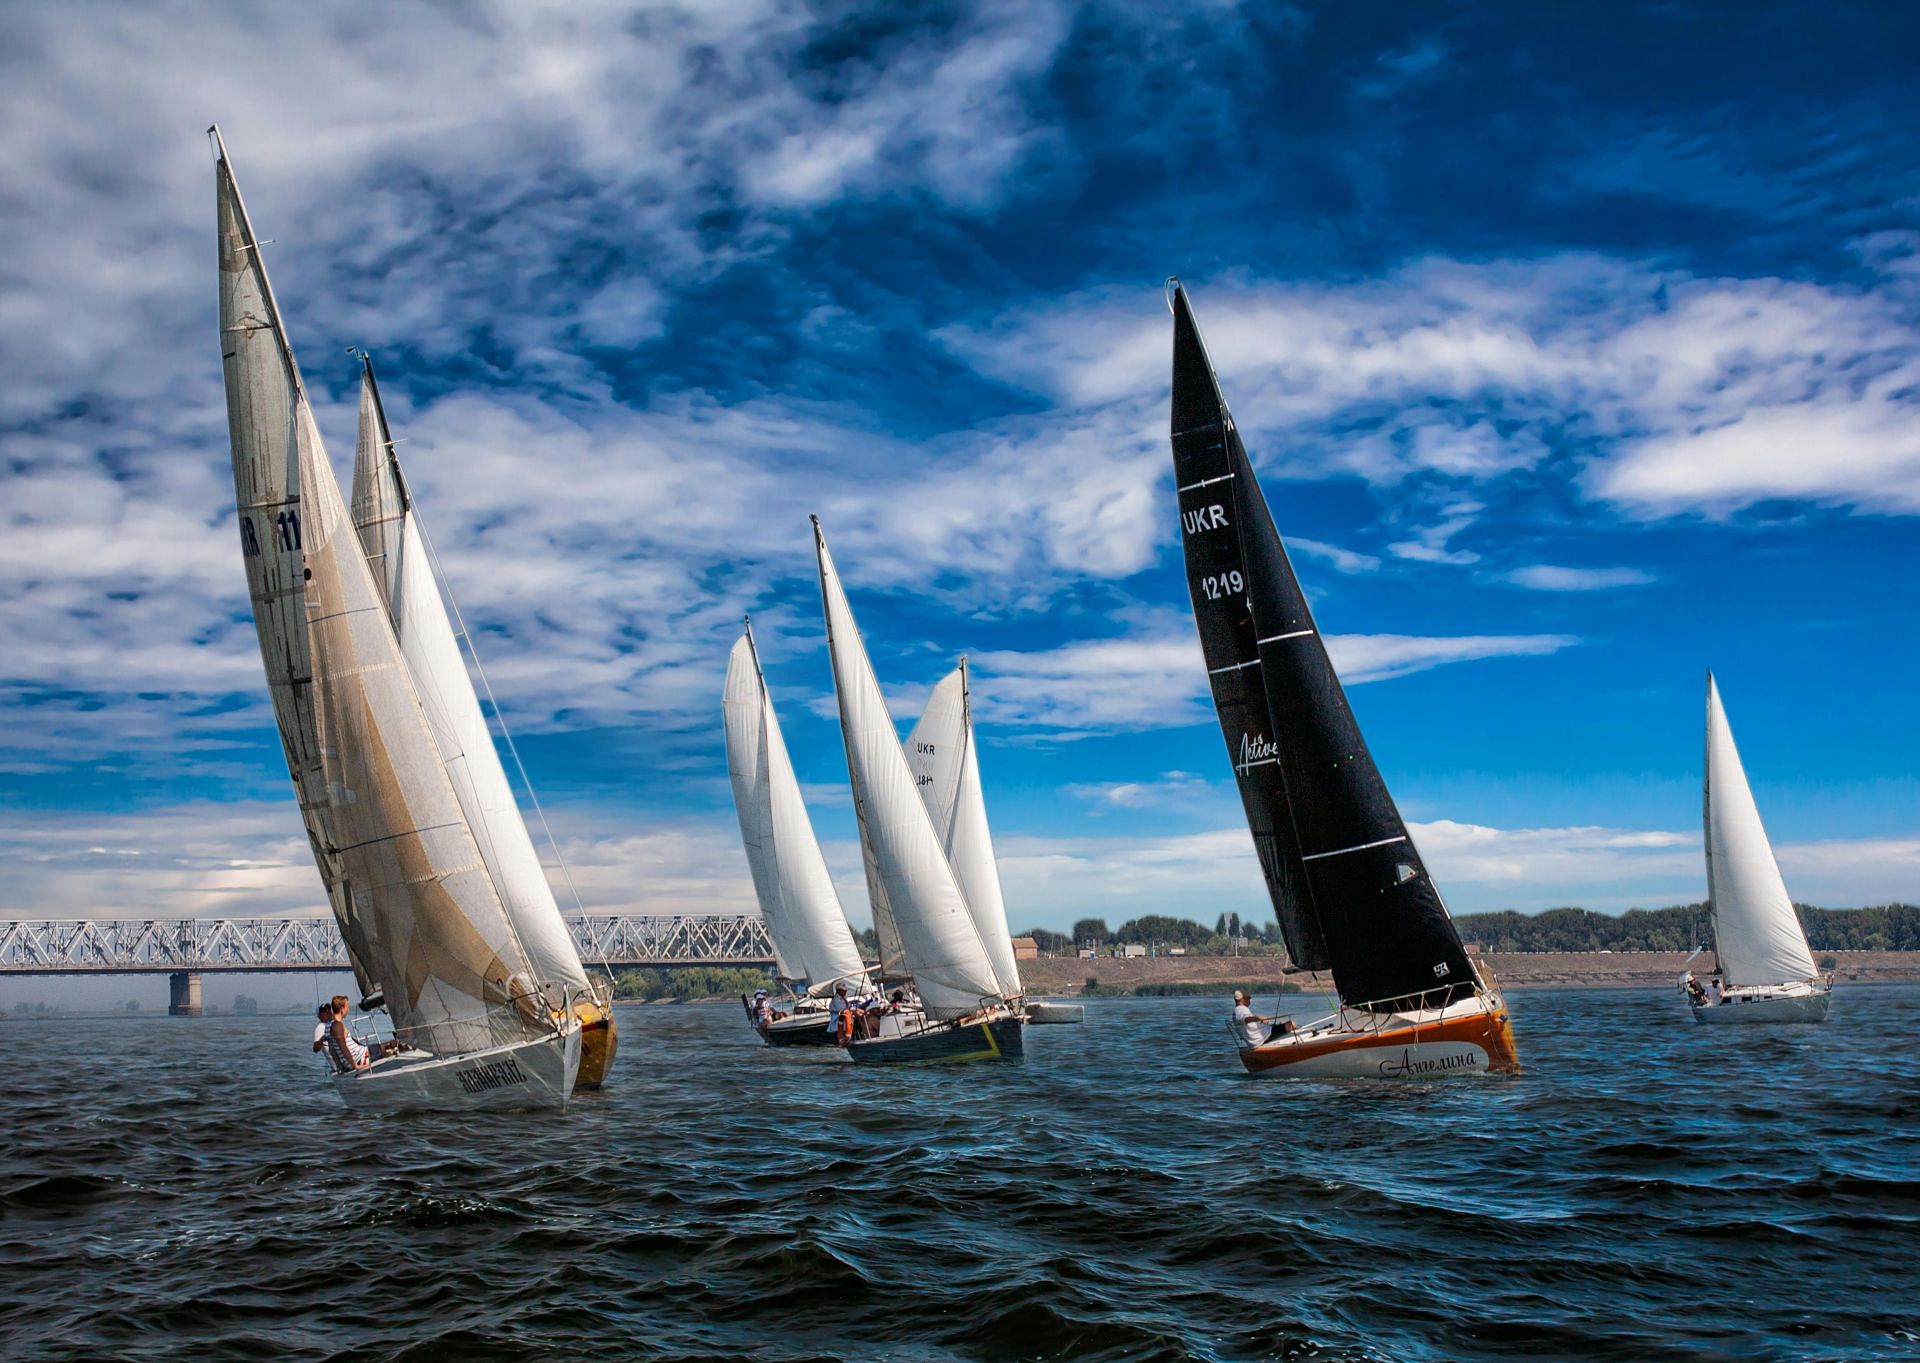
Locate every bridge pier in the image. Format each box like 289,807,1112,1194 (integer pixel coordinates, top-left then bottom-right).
168,971,203,1017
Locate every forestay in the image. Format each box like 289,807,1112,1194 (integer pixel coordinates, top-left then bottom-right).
1169,281,1475,1011
1704,675,1818,987
214,131,548,1057
723,628,870,995
905,663,1022,999
814,521,1005,1019
348,360,591,1009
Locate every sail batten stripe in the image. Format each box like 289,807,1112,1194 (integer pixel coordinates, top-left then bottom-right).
1209,658,1260,674
1301,836,1409,862
1257,629,1314,644
1178,473,1236,492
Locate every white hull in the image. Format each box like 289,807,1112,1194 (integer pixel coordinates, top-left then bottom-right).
330,1026,580,1113
1689,982,1833,1025
1024,1001,1085,1025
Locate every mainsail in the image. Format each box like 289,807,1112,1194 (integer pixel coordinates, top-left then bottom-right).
1169,281,1474,1011
348,358,593,1009
905,661,1022,998
722,625,871,994
814,520,1005,1018
215,130,549,1055
1704,674,1818,987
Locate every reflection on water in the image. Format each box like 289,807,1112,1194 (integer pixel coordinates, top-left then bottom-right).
2,988,1917,1361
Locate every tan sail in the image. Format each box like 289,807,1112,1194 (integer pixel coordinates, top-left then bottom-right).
214,130,549,1058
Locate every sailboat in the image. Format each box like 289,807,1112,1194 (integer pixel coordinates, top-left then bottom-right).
904,663,1081,1024
214,127,580,1111
1166,279,1518,1078
1687,673,1834,1023
722,620,879,1047
348,356,618,1085
813,519,1025,1063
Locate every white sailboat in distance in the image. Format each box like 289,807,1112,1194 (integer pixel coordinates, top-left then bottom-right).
1686,673,1834,1023
814,519,1024,1063
723,620,878,1048
214,127,579,1111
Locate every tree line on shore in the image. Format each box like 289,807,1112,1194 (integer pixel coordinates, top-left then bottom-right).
1005,903,1920,956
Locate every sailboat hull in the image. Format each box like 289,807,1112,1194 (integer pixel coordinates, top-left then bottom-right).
1689,982,1833,1024
764,1012,839,1048
1024,1001,1085,1024
330,1026,581,1113
573,999,618,1088
848,1013,1024,1065
1237,994,1518,1078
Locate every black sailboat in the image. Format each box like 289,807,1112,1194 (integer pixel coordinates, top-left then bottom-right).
1168,279,1518,1077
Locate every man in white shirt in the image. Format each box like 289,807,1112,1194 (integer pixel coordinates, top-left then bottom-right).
311,1003,333,1058
828,983,851,1044
1232,990,1271,1048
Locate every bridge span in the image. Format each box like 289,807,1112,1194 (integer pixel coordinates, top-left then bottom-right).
0,914,776,1015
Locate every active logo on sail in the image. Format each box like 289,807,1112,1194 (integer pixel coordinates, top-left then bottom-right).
1239,732,1279,767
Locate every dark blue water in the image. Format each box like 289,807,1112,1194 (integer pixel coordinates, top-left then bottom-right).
3,988,1917,1362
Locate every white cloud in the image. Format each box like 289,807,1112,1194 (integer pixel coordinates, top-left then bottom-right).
969,614,1577,734
1505,564,1656,591
943,256,1920,517
1067,770,1214,809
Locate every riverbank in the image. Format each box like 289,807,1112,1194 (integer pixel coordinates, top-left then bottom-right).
1017,950,1920,996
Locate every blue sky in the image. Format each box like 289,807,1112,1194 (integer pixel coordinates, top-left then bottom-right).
2,0,1917,952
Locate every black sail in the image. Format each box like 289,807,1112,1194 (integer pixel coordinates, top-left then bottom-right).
1168,281,1475,1010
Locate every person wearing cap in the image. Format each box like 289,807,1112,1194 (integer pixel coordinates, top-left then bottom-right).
750,988,778,1033
1231,990,1280,1048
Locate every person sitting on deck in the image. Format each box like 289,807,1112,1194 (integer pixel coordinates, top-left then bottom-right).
749,988,775,1032
323,996,396,1073
1706,978,1724,1006
311,1002,333,1055
1685,973,1710,1007
1231,991,1272,1047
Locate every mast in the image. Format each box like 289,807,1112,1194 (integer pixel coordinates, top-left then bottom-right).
813,518,1006,1018
1168,280,1474,1011
348,357,592,1007
722,621,869,993
905,659,1023,998
1703,674,1818,987
215,132,548,1055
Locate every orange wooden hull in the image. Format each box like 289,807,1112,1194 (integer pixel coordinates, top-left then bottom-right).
1239,998,1519,1078
573,998,618,1089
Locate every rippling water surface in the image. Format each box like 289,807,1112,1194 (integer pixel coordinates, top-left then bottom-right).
3,987,1918,1361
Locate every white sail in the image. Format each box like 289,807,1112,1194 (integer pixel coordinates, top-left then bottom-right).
905,663,1022,998
1704,674,1818,987
722,630,870,994
813,521,1005,1019
215,132,547,1057
349,364,591,1006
